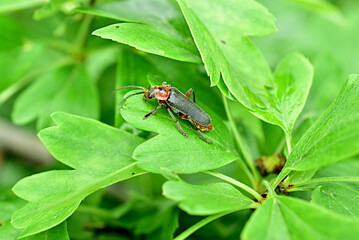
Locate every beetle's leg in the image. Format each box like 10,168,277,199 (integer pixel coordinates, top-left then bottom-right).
166,106,188,137
144,104,162,119
185,88,196,103
197,130,212,144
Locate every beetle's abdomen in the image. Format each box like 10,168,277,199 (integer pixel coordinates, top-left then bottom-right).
167,87,212,128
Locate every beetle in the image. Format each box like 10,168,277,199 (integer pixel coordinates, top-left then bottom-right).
113,82,213,143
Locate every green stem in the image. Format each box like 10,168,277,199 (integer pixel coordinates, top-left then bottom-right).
295,176,359,187
236,158,257,188
272,168,291,190
75,0,96,54
203,171,262,202
75,14,94,52
174,211,233,240
263,180,276,197
222,95,259,184
285,132,292,154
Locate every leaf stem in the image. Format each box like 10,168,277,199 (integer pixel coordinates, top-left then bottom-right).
203,171,262,202
263,180,276,197
174,211,233,240
222,95,260,185
75,0,96,55
295,176,359,187
285,132,292,154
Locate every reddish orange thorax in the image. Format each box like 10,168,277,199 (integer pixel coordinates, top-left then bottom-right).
153,85,171,100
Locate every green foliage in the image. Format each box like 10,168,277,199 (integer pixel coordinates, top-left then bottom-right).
242,196,359,240
275,74,359,186
163,180,257,215
0,0,359,239
11,112,144,237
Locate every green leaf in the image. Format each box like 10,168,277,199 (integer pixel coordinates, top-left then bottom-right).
12,67,99,130
312,183,359,218
179,0,276,37
121,91,238,174
285,75,359,171
251,52,314,136
177,0,275,101
93,23,200,63
77,0,180,24
163,181,256,215
23,222,69,240
11,112,145,238
0,0,46,13
242,196,359,240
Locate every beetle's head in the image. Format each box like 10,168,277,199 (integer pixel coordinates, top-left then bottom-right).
148,85,171,100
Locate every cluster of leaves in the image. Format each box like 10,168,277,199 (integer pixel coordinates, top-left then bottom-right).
1,0,359,239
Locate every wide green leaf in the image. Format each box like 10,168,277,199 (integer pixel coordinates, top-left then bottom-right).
90,0,200,63
121,90,238,174
12,67,99,130
93,23,200,63
11,112,145,238
251,53,314,137
242,196,359,240
312,183,359,218
163,181,256,215
177,0,275,103
285,75,359,171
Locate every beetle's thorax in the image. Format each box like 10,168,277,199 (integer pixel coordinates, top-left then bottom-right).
148,85,171,100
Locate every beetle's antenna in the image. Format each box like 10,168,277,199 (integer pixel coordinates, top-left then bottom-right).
119,91,146,105
112,86,148,96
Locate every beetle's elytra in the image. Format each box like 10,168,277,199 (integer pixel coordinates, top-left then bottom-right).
113,82,213,143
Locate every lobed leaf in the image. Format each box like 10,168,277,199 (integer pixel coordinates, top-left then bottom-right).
11,112,145,238
90,0,200,63
163,181,256,215
285,75,359,171
251,52,314,136
177,0,275,101
242,196,359,240
121,91,238,174
93,23,200,64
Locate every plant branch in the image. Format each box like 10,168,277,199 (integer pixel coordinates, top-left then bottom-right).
174,211,233,240
203,171,262,202
222,95,260,185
